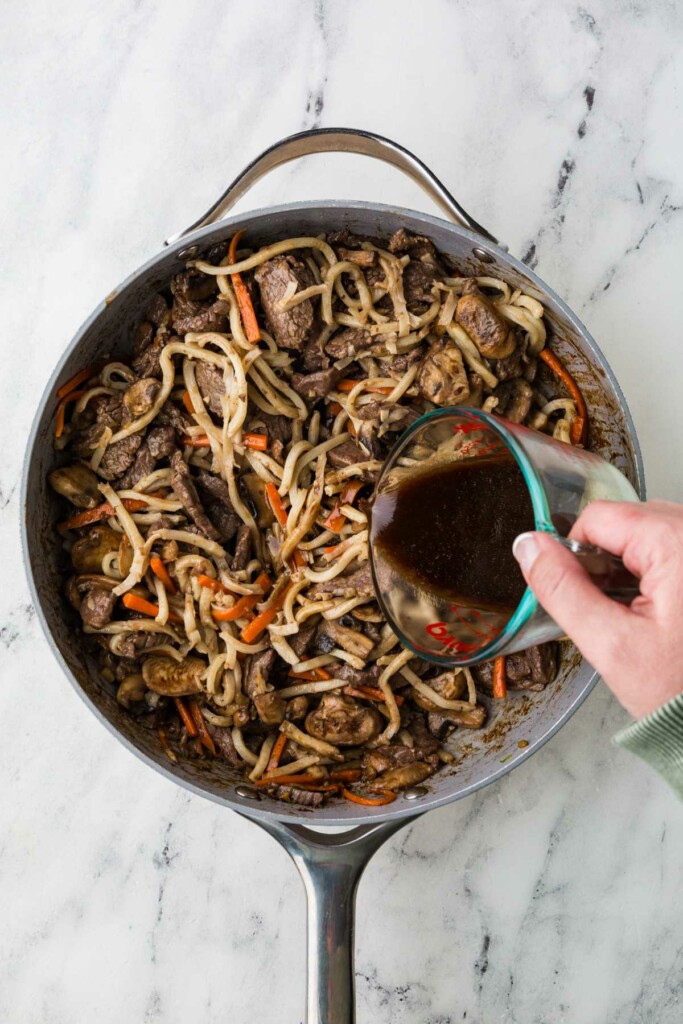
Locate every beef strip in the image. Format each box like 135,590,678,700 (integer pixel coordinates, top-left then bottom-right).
388,228,439,261
133,321,154,356
403,260,440,311
492,345,524,382
112,632,161,659
327,442,378,482
167,270,226,335
195,361,225,417
194,470,240,542
232,524,251,571
375,346,424,377
291,366,343,402
131,317,177,379
288,623,317,659
132,341,162,379
407,714,445,759
117,425,175,489
147,514,178,537
207,723,243,768
325,327,373,361
506,644,558,690
308,562,374,600
146,294,169,327
157,401,190,434
302,332,329,372
270,785,325,808
417,337,470,407
254,255,320,351
172,297,230,335
491,379,533,423
99,433,144,481
328,662,380,688
80,588,116,629
456,280,516,359
171,270,217,304
362,744,421,778
473,643,558,692
170,451,220,541
327,229,378,250
258,413,293,446
93,393,126,430
148,425,176,459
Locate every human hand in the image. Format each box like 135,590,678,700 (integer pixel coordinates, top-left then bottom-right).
512,500,683,719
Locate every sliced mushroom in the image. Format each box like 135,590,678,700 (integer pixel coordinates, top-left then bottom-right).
48,463,101,508
142,656,205,696
253,691,286,726
315,621,375,661
368,761,433,792
65,573,118,611
71,525,121,573
242,473,275,528
428,704,485,737
416,337,470,407
411,670,467,713
456,281,516,359
123,377,160,419
305,694,382,747
116,673,147,709
285,695,309,721
118,535,133,578
80,587,117,629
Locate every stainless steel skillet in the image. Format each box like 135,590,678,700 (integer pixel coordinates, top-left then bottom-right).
21,128,645,1023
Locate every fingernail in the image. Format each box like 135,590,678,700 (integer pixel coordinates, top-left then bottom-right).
513,532,541,575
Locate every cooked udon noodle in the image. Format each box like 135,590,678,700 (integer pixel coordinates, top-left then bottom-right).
50,227,581,807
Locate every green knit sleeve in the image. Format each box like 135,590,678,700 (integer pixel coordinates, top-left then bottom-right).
614,692,683,799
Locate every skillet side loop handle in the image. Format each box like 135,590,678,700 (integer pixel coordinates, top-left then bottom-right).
164,127,503,249
243,815,417,1024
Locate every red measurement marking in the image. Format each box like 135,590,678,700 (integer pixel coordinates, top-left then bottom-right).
449,604,497,641
425,622,484,654
452,421,482,436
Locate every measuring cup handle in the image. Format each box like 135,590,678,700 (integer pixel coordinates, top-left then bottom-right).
556,537,640,603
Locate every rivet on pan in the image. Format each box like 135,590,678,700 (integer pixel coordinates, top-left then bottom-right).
177,245,199,260
403,786,428,801
235,784,261,801
472,247,495,264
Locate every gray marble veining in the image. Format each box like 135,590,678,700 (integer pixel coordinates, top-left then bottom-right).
2,1,683,1021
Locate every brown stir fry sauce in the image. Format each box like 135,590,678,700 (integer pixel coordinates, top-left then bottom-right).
372,456,535,612
49,228,579,807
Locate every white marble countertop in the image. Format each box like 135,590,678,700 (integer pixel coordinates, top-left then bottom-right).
3,2,683,1021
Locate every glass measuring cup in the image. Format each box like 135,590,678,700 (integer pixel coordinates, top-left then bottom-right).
369,407,640,667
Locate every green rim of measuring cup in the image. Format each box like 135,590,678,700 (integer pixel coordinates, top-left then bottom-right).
377,407,556,667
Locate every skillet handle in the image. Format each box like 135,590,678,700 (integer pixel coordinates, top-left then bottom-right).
165,127,503,248
242,813,417,1024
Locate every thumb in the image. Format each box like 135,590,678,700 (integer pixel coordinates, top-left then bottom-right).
512,531,630,668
